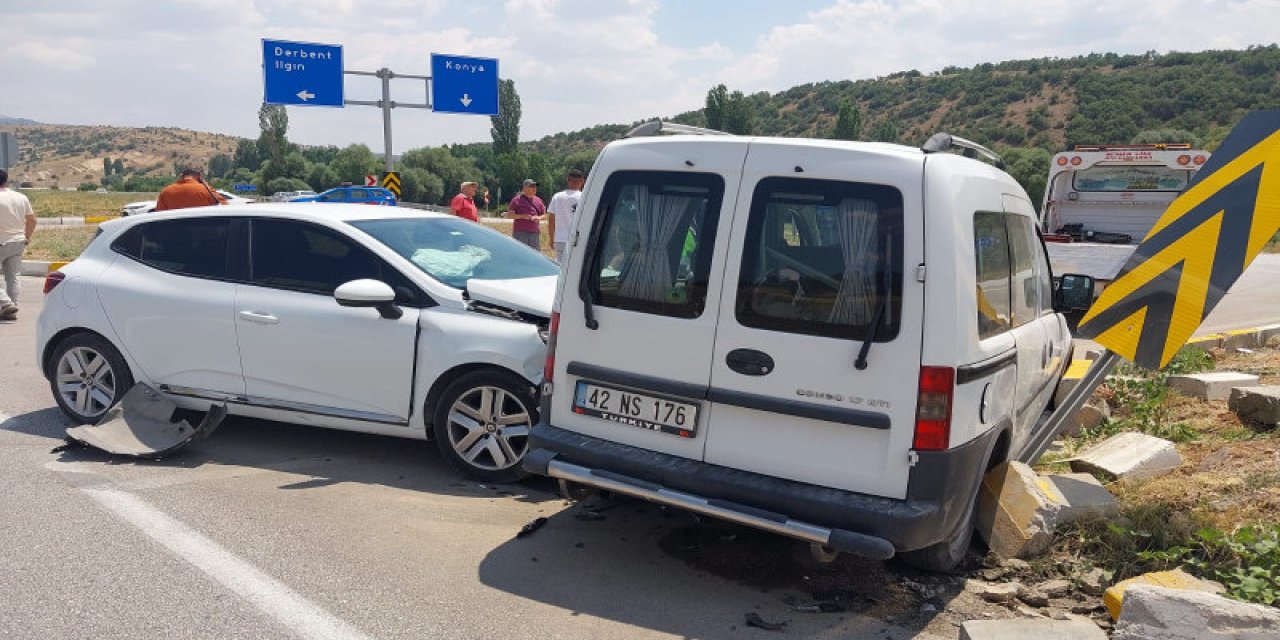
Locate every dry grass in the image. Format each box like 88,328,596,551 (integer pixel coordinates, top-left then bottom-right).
22,190,153,218
26,225,99,261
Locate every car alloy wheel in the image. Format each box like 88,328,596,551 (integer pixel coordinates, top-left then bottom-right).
446,385,531,472
432,369,537,483
56,346,119,420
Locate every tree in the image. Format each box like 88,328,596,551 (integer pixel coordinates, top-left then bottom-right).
233,138,261,171
208,154,232,178
332,144,378,184
102,157,112,177
494,152,528,206
868,119,900,143
112,158,125,175
305,164,340,192
1132,128,1200,147
723,90,756,135
490,79,522,156
399,147,479,202
833,100,863,140
257,103,290,165
1000,147,1052,211
705,84,730,130
264,177,313,196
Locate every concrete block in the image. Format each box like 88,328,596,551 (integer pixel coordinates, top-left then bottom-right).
960,618,1108,640
1055,359,1094,405
1259,323,1280,346
1045,473,1119,523
1102,568,1224,620
1229,385,1280,427
1221,328,1262,351
975,462,1065,559
1070,432,1182,482
1112,584,1280,639
1166,371,1261,401
1063,402,1109,436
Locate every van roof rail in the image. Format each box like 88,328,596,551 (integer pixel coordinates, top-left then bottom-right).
921,133,1004,169
624,119,732,138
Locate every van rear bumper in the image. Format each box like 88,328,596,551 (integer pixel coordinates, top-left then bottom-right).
524,423,998,555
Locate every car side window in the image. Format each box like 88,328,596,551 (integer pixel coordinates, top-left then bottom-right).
112,218,232,280
974,212,1012,339
1006,215,1039,327
1034,225,1055,315
250,218,424,305
582,171,725,319
736,177,904,342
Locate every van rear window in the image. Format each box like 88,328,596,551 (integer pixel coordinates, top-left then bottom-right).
582,171,725,319
735,177,904,342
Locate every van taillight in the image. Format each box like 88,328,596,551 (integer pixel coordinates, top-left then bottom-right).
542,312,560,394
913,366,955,451
43,271,66,294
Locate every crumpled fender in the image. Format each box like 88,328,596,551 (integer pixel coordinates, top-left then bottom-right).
65,384,227,459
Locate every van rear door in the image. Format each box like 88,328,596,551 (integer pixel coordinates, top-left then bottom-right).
703,144,925,499
548,139,748,460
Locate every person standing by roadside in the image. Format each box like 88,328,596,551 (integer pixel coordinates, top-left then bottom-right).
0,169,36,320
154,167,227,211
450,181,480,222
507,178,545,251
547,169,585,265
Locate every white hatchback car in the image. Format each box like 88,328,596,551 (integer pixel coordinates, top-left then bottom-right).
38,204,558,482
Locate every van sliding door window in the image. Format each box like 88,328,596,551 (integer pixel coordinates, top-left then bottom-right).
582,171,725,318
974,212,1013,339
735,177,904,341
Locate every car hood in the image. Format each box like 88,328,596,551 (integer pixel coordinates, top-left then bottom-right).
466,275,557,318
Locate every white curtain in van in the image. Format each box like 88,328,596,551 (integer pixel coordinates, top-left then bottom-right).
619,190,696,302
828,198,879,326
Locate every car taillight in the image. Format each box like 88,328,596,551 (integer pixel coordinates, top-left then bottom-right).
44,271,66,294
913,366,955,451
541,312,560,395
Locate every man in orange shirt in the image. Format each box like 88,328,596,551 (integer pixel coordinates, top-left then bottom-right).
154,168,227,211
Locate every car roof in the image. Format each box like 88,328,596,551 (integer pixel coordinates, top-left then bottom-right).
606,134,927,162
100,203,448,231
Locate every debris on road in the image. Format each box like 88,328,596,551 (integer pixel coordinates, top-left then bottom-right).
64,384,226,459
959,618,1107,640
975,462,1064,558
1166,371,1260,401
743,612,787,631
1113,584,1280,639
515,517,548,539
975,582,1020,604
1228,385,1280,426
1064,402,1109,435
1043,473,1119,523
1069,432,1182,482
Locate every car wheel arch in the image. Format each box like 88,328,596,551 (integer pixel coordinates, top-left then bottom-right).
422,363,537,434
43,328,127,381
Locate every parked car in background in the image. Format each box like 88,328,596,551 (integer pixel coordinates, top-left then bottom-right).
120,190,254,216
292,186,397,206
38,204,559,482
271,190,317,202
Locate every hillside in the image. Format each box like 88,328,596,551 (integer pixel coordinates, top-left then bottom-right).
0,124,241,189
524,46,1280,157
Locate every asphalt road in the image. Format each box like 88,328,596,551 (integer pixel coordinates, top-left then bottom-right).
1198,253,1280,335
0,277,948,640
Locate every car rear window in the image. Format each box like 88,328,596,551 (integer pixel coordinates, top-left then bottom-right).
581,171,725,319
735,177,904,342
111,218,232,279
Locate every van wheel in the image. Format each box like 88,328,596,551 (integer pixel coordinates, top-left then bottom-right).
432,370,536,484
49,333,134,424
898,505,976,573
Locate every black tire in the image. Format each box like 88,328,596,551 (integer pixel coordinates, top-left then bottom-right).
898,502,977,573
48,332,134,424
431,369,536,483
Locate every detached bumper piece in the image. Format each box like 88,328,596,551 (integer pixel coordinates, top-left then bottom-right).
65,384,228,459
537,454,896,560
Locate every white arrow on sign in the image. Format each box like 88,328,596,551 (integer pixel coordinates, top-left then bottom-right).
460,94,473,107
296,90,315,102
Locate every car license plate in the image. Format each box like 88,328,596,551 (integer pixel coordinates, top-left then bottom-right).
573,381,699,438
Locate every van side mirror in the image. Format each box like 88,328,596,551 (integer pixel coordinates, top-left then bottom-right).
335,279,402,319
1053,273,1095,312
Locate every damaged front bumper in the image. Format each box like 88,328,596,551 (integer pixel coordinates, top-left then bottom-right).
65,384,227,459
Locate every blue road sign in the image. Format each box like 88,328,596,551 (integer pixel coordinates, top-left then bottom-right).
262,39,344,107
431,53,499,116
234,183,257,192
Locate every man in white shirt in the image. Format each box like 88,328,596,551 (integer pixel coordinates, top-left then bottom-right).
0,169,36,320
547,169,585,265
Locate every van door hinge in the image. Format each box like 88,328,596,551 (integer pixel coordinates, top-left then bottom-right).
914,264,926,283
908,451,920,466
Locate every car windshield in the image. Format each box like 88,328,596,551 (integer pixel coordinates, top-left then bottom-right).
350,217,558,288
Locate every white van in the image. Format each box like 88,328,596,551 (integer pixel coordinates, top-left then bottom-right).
524,126,1086,571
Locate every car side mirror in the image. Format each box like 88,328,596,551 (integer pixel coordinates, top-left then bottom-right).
334,279,402,319
1053,273,1095,313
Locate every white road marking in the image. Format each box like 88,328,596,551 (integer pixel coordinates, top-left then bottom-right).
47,462,372,640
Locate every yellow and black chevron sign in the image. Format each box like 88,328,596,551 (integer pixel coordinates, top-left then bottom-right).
1078,110,1280,369
381,171,401,198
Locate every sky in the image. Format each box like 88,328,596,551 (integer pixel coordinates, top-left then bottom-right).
3,0,1279,155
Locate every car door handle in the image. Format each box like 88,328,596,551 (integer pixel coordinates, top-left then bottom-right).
238,310,279,325
726,349,775,376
